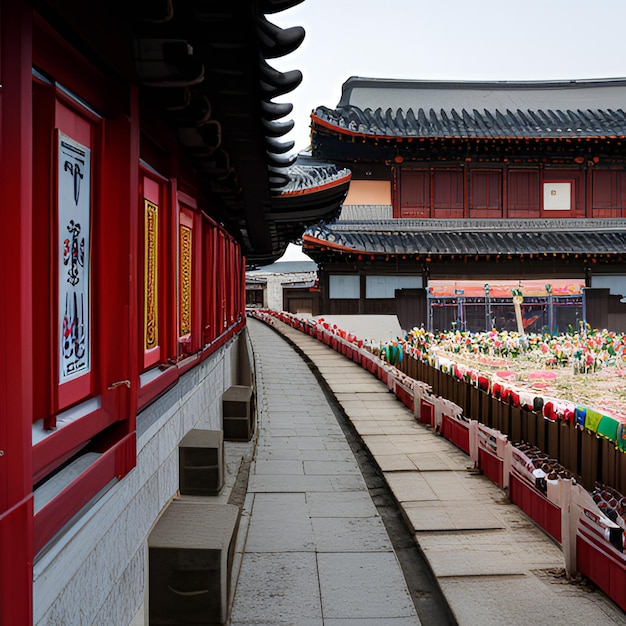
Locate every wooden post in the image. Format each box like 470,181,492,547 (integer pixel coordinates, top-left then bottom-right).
561,480,577,577
512,291,525,335
0,1,35,622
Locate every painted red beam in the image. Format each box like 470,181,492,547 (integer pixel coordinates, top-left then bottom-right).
137,317,246,410
0,499,34,625
32,406,121,484
33,433,135,555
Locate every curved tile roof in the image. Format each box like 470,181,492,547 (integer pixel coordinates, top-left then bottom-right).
130,0,350,263
278,158,351,195
303,219,626,256
313,76,626,139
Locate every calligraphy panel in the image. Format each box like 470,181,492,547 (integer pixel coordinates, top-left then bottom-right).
58,132,91,384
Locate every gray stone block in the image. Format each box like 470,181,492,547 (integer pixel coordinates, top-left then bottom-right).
148,500,240,625
179,429,224,496
222,385,254,441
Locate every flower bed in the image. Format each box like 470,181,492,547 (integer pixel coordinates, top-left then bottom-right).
247,308,626,611
393,327,626,452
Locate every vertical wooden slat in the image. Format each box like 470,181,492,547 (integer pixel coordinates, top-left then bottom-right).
546,419,560,461
579,429,600,489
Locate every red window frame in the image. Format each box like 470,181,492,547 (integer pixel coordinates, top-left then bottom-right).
541,177,576,217
177,195,202,358
30,70,138,553
215,230,227,335
202,219,217,346
226,238,236,326
53,101,97,411
32,77,104,431
140,173,166,371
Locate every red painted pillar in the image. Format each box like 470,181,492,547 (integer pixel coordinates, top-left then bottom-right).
0,1,35,623
98,87,140,466
95,89,139,434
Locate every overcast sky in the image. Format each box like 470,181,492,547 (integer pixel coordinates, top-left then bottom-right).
272,0,626,152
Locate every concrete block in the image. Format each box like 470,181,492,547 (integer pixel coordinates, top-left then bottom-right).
222,385,254,441
148,500,240,625
179,429,224,496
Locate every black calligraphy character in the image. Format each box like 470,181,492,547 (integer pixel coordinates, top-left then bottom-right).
64,160,83,205
63,220,84,286
74,292,86,360
62,292,86,372
63,291,75,364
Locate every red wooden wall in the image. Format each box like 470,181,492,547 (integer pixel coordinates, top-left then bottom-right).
1,5,248,622
1,3,35,623
396,166,625,219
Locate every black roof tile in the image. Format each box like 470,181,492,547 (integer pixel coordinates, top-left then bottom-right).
313,77,626,139
304,219,626,256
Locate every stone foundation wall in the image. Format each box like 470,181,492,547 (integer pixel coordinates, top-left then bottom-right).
33,337,238,625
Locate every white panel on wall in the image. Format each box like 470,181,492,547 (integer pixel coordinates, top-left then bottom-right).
592,274,626,297
329,275,360,299
543,182,571,211
366,275,421,299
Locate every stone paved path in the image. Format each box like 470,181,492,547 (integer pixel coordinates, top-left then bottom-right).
229,319,420,625
235,316,626,626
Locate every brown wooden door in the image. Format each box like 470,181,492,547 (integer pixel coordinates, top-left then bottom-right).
508,170,540,218
470,170,501,218
399,169,429,218
433,169,464,218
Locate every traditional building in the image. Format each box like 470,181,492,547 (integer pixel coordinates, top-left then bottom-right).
246,258,319,312
0,1,349,623
304,76,626,332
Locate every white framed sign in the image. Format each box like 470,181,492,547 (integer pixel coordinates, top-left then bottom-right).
543,182,571,211
58,132,91,383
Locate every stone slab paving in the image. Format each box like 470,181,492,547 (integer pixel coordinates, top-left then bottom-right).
438,574,624,626
266,317,626,625
229,319,420,625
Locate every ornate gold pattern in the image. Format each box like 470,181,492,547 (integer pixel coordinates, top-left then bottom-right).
144,200,159,350
179,224,192,336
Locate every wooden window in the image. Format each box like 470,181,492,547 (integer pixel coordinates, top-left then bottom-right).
246,288,264,307
31,73,138,545
433,170,464,218
329,275,360,299
202,219,217,345
231,240,244,324
508,170,540,218
201,223,243,344
217,231,227,333
470,170,501,217
225,238,234,326
142,175,163,370
32,80,103,426
592,170,626,217
366,275,421,299
178,206,198,355
399,169,429,217
55,107,95,410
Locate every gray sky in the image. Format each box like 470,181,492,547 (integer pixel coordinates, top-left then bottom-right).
272,0,626,152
